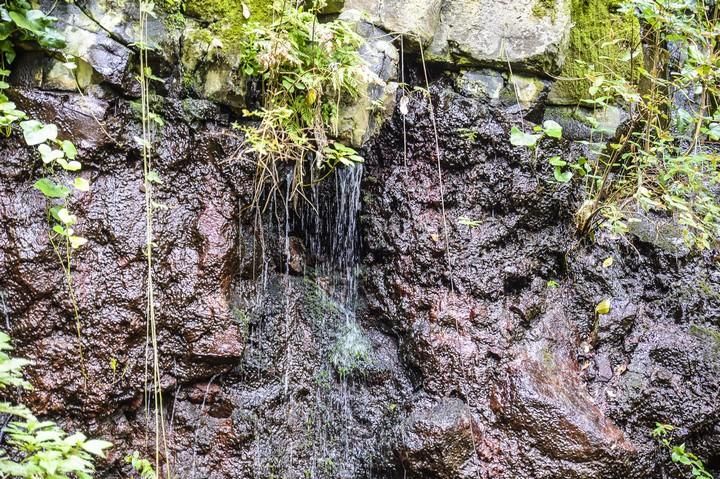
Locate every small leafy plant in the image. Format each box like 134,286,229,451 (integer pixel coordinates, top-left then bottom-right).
0,331,112,478
227,1,366,209
652,423,712,479
1,0,91,384
510,119,590,183
576,0,720,249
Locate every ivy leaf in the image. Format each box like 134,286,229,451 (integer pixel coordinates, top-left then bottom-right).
34,178,70,198
20,120,57,146
510,126,541,147
548,156,566,167
56,208,77,225
81,439,112,457
56,158,82,171
61,140,77,159
553,167,573,183
37,144,64,164
595,299,611,315
73,177,90,192
542,120,563,139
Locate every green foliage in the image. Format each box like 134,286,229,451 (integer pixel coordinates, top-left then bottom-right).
510,119,591,183
549,0,642,104
1,2,90,382
224,1,365,207
578,0,720,250
0,332,112,479
126,451,156,479
0,0,67,133
652,422,712,479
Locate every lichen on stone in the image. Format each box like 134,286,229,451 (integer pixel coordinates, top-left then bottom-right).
548,0,642,105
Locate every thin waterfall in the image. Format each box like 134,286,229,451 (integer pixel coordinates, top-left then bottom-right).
299,163,369,478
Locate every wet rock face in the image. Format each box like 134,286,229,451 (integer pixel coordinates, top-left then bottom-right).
359,76,720,477
0,92,247,416
1,4,719,479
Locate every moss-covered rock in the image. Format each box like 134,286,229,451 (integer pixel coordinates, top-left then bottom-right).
548,0,641,105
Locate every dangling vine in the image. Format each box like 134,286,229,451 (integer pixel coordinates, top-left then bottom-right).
134,1,171,476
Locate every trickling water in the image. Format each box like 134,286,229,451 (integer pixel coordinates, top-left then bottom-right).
299,164,368,478
239,163,369,479
303,164,364,313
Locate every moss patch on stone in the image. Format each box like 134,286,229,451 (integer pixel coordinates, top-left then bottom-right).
548,0,641,105
532,0,558,22
185,0,273,25
690,325,720,353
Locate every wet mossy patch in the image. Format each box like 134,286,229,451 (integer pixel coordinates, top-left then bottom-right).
549,0,641,105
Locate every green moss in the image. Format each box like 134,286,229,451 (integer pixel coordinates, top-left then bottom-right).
690,325,720,352
548,0,642,105
185,0,273,25
532,0,558,22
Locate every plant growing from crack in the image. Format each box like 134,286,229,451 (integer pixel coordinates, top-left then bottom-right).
652,422,712,479
226,1,366,210
510,119,591,183
575,0,720,249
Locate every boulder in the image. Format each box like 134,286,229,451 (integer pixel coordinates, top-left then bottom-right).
342,0,573,74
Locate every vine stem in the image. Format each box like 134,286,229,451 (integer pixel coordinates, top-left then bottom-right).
138,3,171,477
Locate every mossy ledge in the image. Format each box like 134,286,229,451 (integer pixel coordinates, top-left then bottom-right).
548,0,641,105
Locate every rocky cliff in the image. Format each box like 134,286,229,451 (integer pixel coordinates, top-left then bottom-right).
1,1,718,478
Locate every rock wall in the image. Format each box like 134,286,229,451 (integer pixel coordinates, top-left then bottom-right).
1,1,719,478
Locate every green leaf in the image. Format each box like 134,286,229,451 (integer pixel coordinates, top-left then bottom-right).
146,170,162,184
61,140,78,159
542,120,563,139
56,208,77,225
37,144,64,164
595,299,611,315
69,236,88,249
20,120,57,146
553,167,573,183
33,178,69,198
510,126,541,147
548,156,566,167
81,439,112,457
56,158,82,171
73,177,90,192
8,10,43,35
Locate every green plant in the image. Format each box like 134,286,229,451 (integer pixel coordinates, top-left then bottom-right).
576,0,720,249
0,331,112,478
652,423,712,479
510,119,590,183
330,323,371,379
1,0,91,386
126,451,156,479
228,1,366,209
